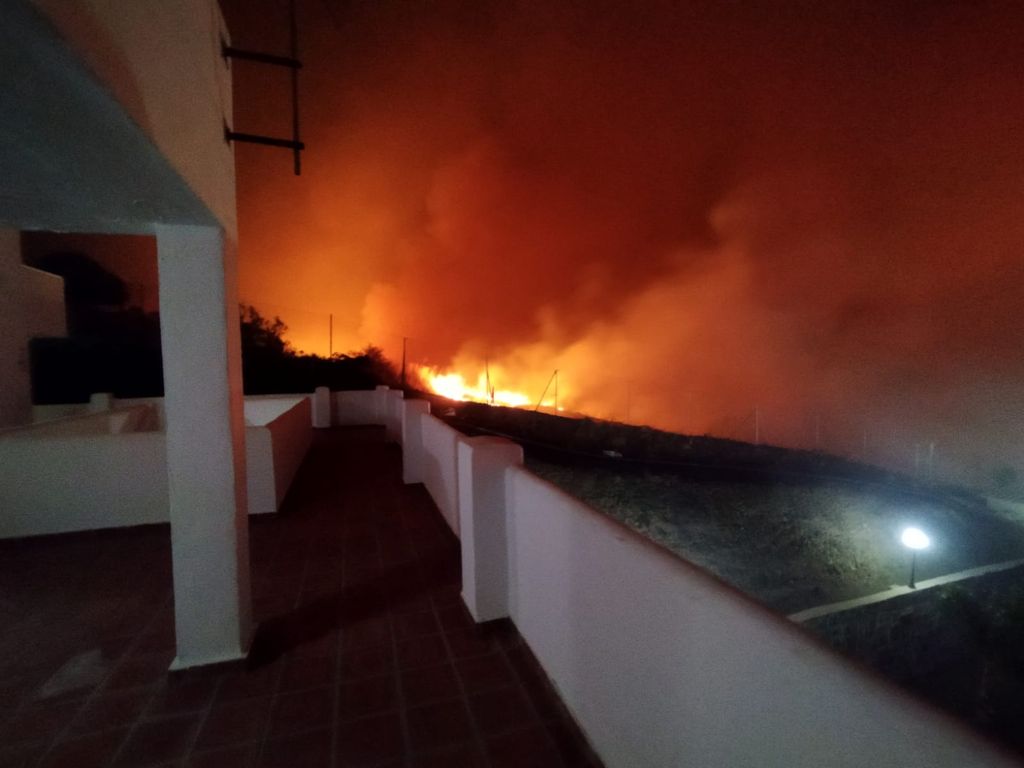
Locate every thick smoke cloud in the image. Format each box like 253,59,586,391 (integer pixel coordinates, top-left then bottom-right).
224,0,1024,485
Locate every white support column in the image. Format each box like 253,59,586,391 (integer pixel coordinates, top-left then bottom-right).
402,399,430,485
457,436,523,622
156,224,251,670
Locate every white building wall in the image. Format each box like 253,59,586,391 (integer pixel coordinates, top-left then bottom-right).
0,229,66,428
32,0,237,236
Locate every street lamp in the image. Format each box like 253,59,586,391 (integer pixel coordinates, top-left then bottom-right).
900,527,930,588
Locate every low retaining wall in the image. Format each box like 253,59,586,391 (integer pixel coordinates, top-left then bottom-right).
805,563,1024,666
0,430,168,538
0,396,312,537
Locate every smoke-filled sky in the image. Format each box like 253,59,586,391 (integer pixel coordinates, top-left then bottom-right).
220,0,1024,483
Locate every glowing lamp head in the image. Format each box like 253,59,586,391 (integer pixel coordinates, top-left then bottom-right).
901,527,930,550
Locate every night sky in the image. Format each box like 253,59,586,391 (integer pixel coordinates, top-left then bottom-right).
219,0,1023,482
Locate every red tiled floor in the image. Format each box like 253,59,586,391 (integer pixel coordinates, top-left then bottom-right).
467,686,535,736
0,738,49,768
277,653,336,693
336,712,404,767
454,654,517,694
392,611,441,640
268,687,333,737
405,699,475,755
111,713,201,766
486,726,563,768
410,743,487,768
337,675,396,721
400,663,461,707
0,700,84,747
258,727,333,768
193,696,272,751
145,674,220,718
396,634,449,670
67,688,154,735
40,728,130,768
339,645,393,681
185,742,259,768
0,427,602,767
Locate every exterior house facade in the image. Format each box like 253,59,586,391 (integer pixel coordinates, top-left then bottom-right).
1,0,251,670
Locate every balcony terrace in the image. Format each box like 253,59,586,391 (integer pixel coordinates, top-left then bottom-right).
0,426,598,768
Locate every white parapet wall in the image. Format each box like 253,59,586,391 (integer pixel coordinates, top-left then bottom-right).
243,395,312,514
395,403,1019,768
335,389,380,426
334,387,405,444
0,396,312,537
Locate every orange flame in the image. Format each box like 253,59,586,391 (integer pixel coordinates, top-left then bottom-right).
417,365,533,408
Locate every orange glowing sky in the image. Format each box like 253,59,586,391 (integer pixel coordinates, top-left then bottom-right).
217,0,1024,484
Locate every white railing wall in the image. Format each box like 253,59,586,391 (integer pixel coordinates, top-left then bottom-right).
419,415,462,536
394,397,1019,768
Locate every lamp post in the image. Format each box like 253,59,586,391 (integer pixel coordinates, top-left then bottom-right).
900,527,930,588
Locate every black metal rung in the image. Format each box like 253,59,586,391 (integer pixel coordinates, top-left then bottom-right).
222,44,302,69
225,129,305,151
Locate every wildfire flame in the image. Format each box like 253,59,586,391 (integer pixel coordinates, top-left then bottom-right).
417,365,533,408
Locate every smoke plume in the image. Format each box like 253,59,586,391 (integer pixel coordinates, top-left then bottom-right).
224,0,1024,486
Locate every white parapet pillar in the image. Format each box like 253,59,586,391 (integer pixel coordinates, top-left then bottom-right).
402,399,430,484
457,436,524,622
87,392,114,412
386,389,405,444
373,385,389,425
312,386,331,428
156,225,252,670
